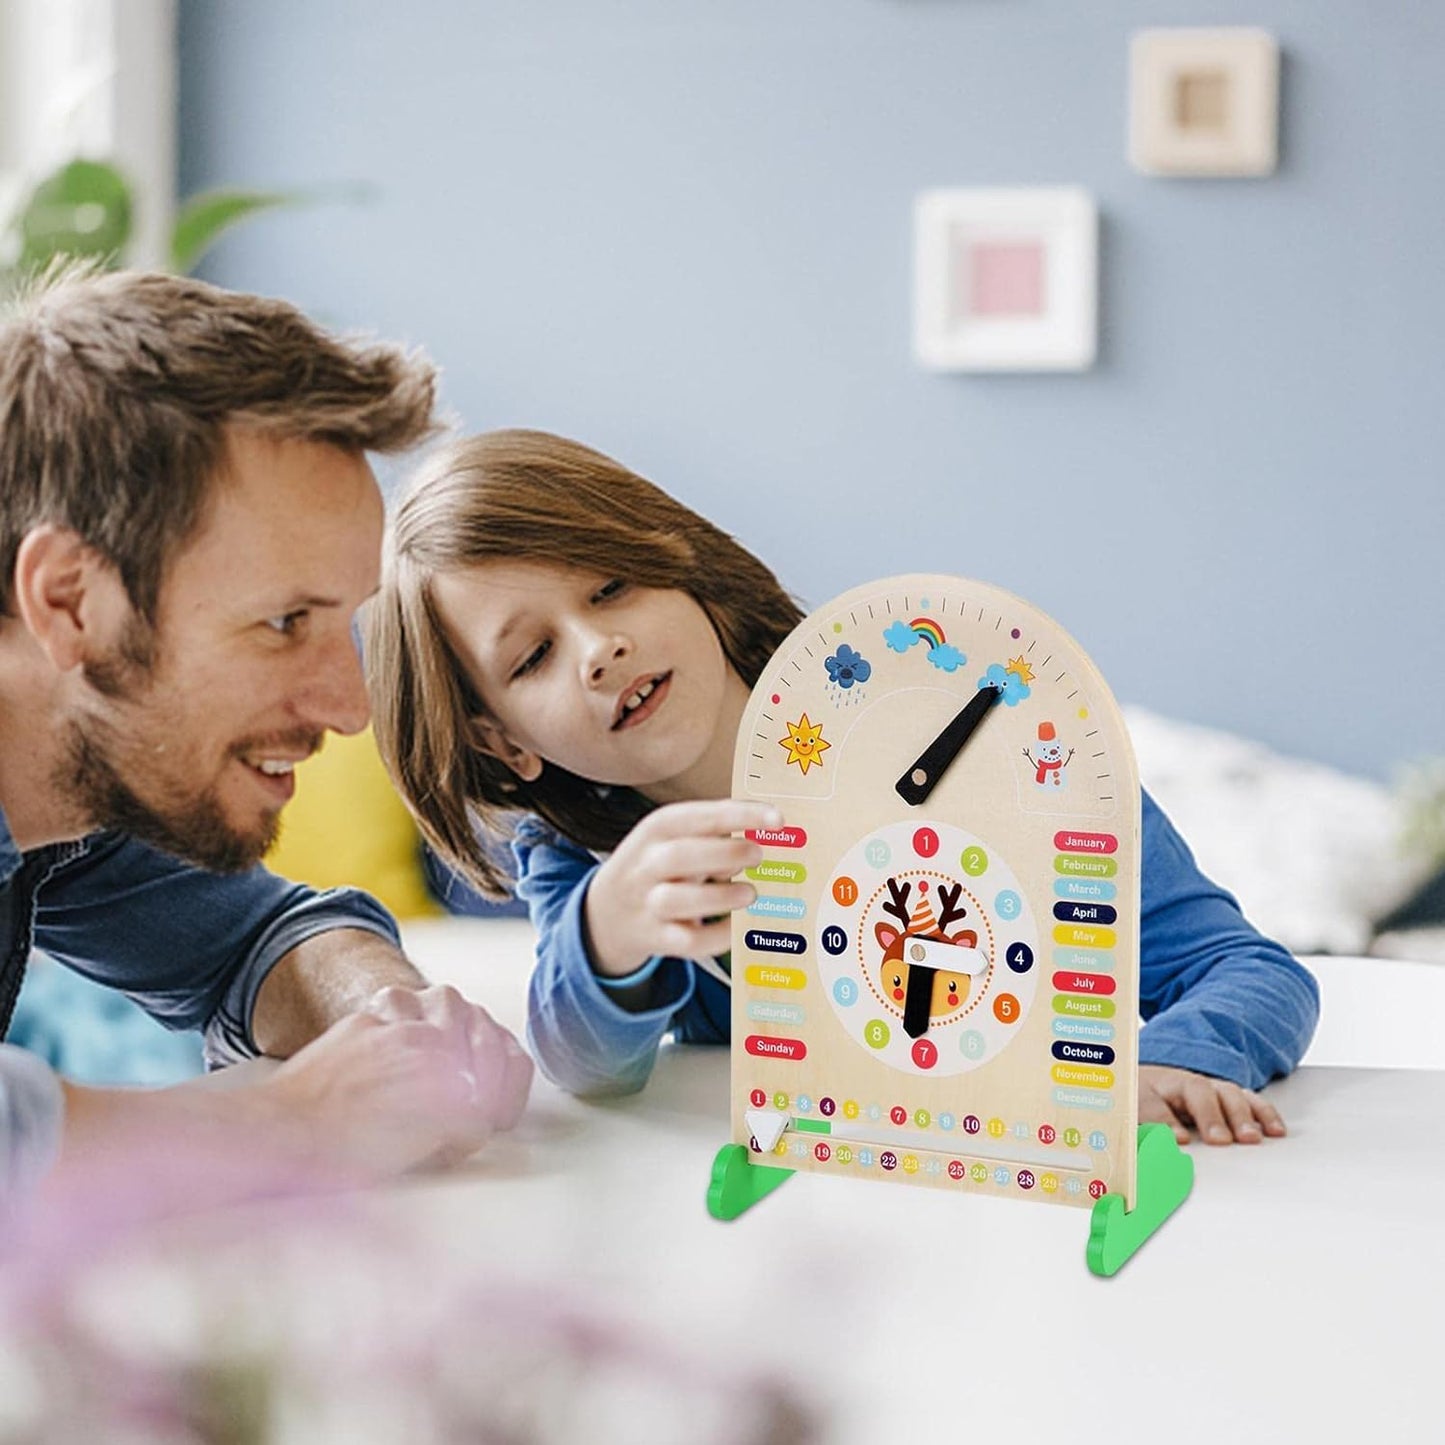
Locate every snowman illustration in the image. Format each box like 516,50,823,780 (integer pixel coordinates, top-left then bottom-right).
1023,721,1073,790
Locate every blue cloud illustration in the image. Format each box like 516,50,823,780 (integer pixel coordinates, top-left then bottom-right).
883,619,917,654
825,643,872,689
980,661,1031,705
927,643,966,673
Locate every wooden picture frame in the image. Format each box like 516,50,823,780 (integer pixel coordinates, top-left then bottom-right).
1129,27,1280,178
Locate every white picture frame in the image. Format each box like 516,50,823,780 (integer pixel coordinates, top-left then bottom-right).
912,186,1098,373
1129,27,1280,178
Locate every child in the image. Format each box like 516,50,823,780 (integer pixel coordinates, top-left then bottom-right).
366,430,1319,1145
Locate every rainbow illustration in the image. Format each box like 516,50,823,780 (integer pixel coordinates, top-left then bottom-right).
883,616,965,672
909,617,946,649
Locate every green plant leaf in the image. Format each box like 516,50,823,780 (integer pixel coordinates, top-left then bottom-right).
169,187,303,275
16,158,133,271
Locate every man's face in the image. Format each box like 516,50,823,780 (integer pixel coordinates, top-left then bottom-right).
61,430,384,871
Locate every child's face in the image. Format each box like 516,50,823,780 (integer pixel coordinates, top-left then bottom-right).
433,558,738,797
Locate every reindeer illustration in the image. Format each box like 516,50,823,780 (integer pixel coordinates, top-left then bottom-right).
874,877,980,1039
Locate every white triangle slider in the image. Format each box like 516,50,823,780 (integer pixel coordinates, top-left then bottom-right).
745,1109,791,1154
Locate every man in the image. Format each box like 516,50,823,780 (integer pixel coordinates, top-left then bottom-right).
0,266,532,1202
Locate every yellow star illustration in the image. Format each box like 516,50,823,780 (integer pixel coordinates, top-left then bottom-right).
1006,655,1035,685
779,713,831,774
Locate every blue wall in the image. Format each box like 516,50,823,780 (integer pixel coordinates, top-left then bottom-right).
178,1,1444,780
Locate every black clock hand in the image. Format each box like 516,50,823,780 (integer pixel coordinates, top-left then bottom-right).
894,683,1003,806
902,962,936,1040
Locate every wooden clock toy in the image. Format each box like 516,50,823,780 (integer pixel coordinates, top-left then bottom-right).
706,574,1192,1275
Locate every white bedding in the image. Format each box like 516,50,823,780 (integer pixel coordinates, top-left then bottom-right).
1123,706,1437,960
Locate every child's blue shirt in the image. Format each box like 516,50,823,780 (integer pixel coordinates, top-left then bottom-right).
518,792,1320,1098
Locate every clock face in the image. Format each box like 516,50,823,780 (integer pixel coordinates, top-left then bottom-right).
815,817,1040,1078
731,573,1142,1211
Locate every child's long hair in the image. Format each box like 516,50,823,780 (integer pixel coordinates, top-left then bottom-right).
366,429,804,898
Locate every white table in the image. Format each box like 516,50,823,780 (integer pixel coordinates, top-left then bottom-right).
1301,952,1445,1070
392,920,1440,1444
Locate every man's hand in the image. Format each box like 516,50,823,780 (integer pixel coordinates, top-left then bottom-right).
364,984,533,1135
1139,1063,1286,1146
264,986,533,1176
584,800,782,977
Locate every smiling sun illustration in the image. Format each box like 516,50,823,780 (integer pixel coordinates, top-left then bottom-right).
779,713,831,774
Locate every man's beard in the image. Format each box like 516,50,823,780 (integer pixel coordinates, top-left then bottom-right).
61,715,279,874
57,625,299,875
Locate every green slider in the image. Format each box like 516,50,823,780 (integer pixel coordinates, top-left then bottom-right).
793,1118,832,1135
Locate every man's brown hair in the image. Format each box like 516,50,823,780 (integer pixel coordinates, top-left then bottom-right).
366,429,804,897
0,265,438,623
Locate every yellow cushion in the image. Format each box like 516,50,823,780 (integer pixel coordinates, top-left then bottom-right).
264,726,439,919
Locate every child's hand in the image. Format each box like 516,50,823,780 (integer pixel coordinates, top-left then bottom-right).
1139,1064,1287,1146
585,800,782,977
